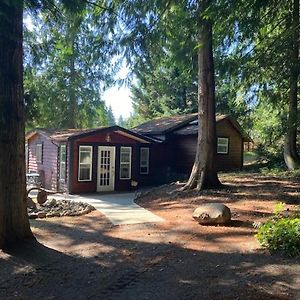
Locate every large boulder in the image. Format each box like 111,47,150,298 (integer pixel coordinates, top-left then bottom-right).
193,203,231,225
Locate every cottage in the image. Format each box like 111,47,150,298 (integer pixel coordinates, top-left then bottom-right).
26,114,249,193
132,114,250,175
26,126,158,193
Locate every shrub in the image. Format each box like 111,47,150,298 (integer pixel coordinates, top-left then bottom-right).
256,205,300,257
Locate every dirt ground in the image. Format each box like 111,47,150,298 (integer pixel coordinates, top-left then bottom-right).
0,173,300,300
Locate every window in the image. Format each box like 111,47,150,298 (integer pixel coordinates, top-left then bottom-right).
140,147,149,174
217,138,229,154
120,147,131,179
36,143,43,163
59,145,66,181
78,146,93,181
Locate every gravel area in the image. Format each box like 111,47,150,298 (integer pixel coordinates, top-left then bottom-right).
27,198,95,219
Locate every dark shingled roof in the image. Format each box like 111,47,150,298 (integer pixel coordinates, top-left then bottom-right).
132,113,198,135
132,113,251,141
132,114,230,135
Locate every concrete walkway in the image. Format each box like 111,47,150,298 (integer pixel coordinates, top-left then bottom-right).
50,192,164,226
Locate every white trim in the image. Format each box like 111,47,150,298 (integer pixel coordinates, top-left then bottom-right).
36,143,43,163
59,145,66,181
217,137,229,154
78,146,93,182
97,146,115,192
140,147,149,174
119,146,132,180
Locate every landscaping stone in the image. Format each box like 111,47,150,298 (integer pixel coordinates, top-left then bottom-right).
27,199,95,219
192,203,231,225
28,213,38,219
37,212,47,219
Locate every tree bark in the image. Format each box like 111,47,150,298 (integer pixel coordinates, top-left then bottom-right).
284,0,300,170
0,1,33,249
67,20,80,129
183,0,221,191
68,53,77,128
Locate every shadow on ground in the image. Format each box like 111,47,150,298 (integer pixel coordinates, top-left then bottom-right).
0,212,299,300
1,173,299,300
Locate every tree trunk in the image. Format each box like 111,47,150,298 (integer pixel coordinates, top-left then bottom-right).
68,54,77,128
67,21,79,129
284,0,300,170
0,1,33,249
183,1,221,191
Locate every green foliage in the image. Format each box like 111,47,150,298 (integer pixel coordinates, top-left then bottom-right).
120,1,199,122
24,2,116,129
256,216,300,257
256,204,300,257
251,101,286,152
273,202,286,216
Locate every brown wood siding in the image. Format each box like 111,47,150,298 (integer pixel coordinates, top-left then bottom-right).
28,134,58,190
70,131,152,194
169,119,243,174
216,119,243,170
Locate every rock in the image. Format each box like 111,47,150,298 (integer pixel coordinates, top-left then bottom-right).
51,212,61,217
37,212,47,218
28,213,38,219
45,198,57,207
193,203,231,225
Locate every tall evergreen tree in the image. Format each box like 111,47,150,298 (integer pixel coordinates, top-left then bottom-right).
224,0,300,168
114,0,221,189
24,2,115,129
182,0,221,190
0,0,33,249
284,0,300,169
0,0,89,249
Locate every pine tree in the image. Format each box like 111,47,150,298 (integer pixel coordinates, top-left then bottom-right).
0,0,33,249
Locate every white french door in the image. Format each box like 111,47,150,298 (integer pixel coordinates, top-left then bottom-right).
97,146,115,192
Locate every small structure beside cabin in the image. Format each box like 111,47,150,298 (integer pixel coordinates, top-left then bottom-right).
26,114,250,193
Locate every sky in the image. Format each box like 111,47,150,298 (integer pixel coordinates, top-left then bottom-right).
102,86,133,120
24,14,134,120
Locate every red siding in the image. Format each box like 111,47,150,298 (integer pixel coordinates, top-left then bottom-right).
28,134,58,190
70,131,152,194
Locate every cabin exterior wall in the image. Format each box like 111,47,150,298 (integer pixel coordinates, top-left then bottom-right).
27,134,58,190
168,119,243,174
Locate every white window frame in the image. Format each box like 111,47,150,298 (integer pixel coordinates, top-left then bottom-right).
59,145,67,181
140,147,149,174
217,137,229,154
36,143,43,163
78,146,93,182
120,147,132,180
